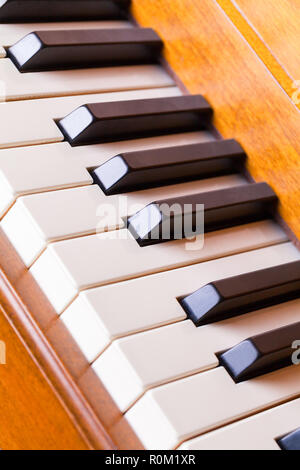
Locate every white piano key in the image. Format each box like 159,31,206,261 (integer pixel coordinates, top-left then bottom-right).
0,85,180,149
1,174,246,266
0,131,212,218
0,21,132,48
92,297,300,412
30,220,288,314
126,364,300,449
0,47,6,58
61,242,300,362
0,60,174,101
179,398,300,450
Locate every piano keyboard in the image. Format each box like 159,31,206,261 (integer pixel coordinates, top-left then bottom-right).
1,0,300,451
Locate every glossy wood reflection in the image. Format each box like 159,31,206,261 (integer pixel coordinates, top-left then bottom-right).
235,0,300,81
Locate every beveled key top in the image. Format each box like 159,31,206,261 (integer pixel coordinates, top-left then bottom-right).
127,182,277,246
278,428,300,450
91,139,246,195
219,321,300,383
57,95,213,146
0,0,130,22
8,28,162,72
181,260,300,326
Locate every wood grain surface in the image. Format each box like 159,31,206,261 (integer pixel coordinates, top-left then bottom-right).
1,0,300,450
131,0,300,243
0,292,89,449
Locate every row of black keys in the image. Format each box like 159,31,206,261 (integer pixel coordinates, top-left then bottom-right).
4,10,300,434
279,429,300,451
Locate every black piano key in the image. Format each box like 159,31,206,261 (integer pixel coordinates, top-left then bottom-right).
278,428,300,450
181,260,300,326
0,0,130,22
8,28,163,72
127,182,277,247
91,139,246,195
219,321,300,383
57,95,213,146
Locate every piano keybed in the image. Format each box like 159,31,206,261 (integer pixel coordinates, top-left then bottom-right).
0,0,300,450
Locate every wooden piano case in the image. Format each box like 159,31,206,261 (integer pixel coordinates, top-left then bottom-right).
0,0,299,450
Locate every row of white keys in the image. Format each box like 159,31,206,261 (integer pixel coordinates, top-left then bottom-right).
30,220,288,314
0,60,173,101
0,21,132,48
61,242,299,362
179,397,300,450
1,174,246,266
0,85,180,149
63,241,299,360
91,296,300,413
0,131,211,218
126,363,300,449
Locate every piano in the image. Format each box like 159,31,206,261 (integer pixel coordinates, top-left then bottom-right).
0,0,300,450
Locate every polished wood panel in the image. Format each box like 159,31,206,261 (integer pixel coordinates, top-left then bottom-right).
216,0,299,109
1,1,299,450
131,0,300,243
0,228,142,449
